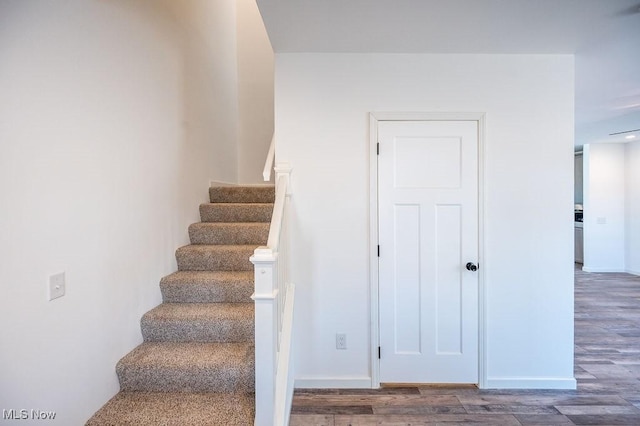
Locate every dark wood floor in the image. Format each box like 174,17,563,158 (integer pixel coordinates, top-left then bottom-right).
290,265,640,425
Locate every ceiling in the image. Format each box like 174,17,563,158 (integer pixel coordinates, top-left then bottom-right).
257,0,640,146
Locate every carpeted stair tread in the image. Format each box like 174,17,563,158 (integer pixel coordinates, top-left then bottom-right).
176,245,257,271
160,271,254,303
209,186,275,203
88,184,270,424
189,222,269,245
85,391,254,426
141,303,253,342
200,203,273,223
116,342,254,393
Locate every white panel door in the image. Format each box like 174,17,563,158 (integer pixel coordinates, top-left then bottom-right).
378,120,479,384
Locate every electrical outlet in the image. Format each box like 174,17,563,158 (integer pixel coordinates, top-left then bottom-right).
336,333,347,350
49,272,66,301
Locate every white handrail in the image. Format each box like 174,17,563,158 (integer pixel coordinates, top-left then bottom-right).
263,134,276,182
266,175,287,250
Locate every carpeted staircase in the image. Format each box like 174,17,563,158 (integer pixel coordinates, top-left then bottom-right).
87,185,274,426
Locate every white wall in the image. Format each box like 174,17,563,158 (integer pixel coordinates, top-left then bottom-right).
166,0,240,184
236,0,274,184
166,0,275,186
275,53,575,389
626,141,640,275
575,153,583,204
0,0,239,423
583,143,626,272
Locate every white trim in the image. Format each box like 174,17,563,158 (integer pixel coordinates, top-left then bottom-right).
477,114,487,389
263,134,276,182
582,266,627,273
274,163,293,196
251,290,279,301
369,112,487,389
295,377,373,389
626,269,640,276
274,283,296,426
368,113,380,388
251,247,278,262
266,175,289,249
370,111,487,122
209,179,238,187
485,377,577,390
209,180,274,187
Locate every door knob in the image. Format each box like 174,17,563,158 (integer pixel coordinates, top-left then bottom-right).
466,262,478,272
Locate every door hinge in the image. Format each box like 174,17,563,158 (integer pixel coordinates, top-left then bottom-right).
377,143,380,155
378,346,381,359
377,245,380,257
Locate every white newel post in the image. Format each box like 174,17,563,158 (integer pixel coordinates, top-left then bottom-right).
274,163,292,197
251,248,278,426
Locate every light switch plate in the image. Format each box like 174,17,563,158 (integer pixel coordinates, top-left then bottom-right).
336,333,347,350
49,272,66,301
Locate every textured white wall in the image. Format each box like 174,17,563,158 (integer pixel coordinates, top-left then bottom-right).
275,53,575,389
0,0,239,423
626,141,640,275
237,0,274,184
583,143,626,272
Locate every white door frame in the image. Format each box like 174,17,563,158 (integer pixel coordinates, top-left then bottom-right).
369,112,487,388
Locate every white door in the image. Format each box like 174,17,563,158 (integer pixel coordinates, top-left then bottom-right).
378,120,479,384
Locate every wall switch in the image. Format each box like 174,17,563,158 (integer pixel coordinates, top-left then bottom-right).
597,217,607,225
336,333,347,350
49,272,66,301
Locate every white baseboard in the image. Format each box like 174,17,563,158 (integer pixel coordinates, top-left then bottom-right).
295,376,576,390
485,377,577,390
295,376,373,389
582,266,626,273
209,179,274,187
209,179,237,187
626,269,640,276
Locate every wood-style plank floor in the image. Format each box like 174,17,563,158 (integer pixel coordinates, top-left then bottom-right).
290,265,640,425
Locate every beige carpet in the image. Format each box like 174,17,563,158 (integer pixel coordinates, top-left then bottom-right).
86,186,274,425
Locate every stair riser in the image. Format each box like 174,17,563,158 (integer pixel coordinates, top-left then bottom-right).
176,248,255,271
141,318,254,343
189,223,269,245
160,282,253,303
209,186,275,203
200,204,273,223
116,366,254,393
